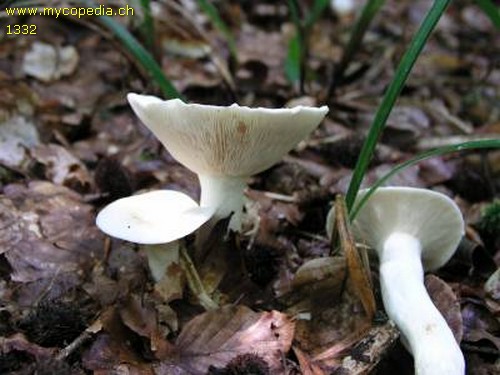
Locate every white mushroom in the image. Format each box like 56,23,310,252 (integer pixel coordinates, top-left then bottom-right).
96,190,213,281
327,187,465,375
96,190,213,245
330,0,355,16
127,93,328,232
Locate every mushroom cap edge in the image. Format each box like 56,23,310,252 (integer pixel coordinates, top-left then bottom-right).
326,187,465,270
127,93,329,177
96,190,214,244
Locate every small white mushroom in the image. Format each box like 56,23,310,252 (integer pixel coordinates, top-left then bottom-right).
96,190,213,245
327,187,465,375
127,93,328,232
330,0,355,16
96,190,213,281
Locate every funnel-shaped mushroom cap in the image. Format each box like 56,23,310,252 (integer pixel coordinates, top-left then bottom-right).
96,190,214,244
127,93,328,177
341,187,464,270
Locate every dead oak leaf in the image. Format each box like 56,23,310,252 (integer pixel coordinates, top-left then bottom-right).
172,305,295,374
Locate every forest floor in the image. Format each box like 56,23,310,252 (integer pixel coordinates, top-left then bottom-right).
0,0,499,374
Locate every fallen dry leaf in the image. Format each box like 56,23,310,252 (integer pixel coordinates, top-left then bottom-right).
237,25,288,87
382,105,430,148
425,274,463,343
119,294,173,360
0,333,55,359
174,305,295,374
281,255,346,317
31,143,93,193
82,333,153,374
0,115,39,168
120,294,158,340
462,302,500,352
294,346,326,375
22,42,79,83
294,289,370,358
316,322,400,374
292,256,346,290
0,181,102,282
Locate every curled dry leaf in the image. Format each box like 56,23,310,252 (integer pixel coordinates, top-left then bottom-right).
335,195,376,321
174,305,295,374
282,256,346,313
120,295,158,339
317,322,400,374
31,143,93,193
119,294,172,360
82,306,164,373
292,257,346,290
22,42,79,83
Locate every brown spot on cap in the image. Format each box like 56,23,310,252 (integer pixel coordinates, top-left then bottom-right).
237,121,247,135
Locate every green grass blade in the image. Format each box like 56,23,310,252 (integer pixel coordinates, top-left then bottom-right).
345,0,451,214
335,0,385,81
285,0,329,85
139,0,155,50
96,14,182,99
306,0,330,28
350,139,500,220
285,35,302,82
288,0,303,30
286,0,304,84
196,0,237,59
475,0,500,28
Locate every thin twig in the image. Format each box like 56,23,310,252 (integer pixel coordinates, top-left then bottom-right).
179,246,219,310
55,319,103,360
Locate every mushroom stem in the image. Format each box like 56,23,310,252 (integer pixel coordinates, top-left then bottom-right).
198,174,247,232
379,232,465,375
144,242,179,282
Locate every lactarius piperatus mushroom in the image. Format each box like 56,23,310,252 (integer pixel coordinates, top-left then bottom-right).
96,190,213,281
327,187,465,375
127,94,328,232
